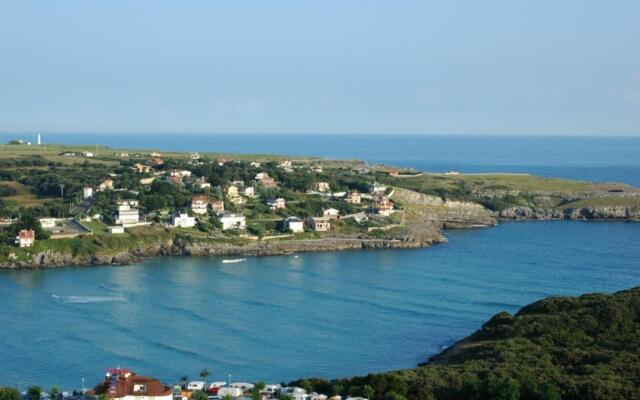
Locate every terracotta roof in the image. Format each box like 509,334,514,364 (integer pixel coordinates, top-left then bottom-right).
18,229,35,240
94,370,172,398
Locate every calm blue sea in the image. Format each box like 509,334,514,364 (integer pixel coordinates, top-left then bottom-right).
0,134,639,389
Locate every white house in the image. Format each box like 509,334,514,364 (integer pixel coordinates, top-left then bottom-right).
322,208,340,218
284,217,304,233
344,191,362,204
371,182,387,194
314,182,331,192
219,213,246,230
171,212,196,228
191,196,209,214
83,186,93,199
267,197,286,210
310,217,331,232
115,204,139,226
255,172,270,181
108,225,125,234
38,218,57,229
83,151,95,157
243,186,255,197
15,229,35,247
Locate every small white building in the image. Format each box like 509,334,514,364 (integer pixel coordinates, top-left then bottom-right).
371,182,387,194
191,196,209,214
38,218,57,229
243,186,255,197
255,172,270,181
310,217,331,232
108,225,125,234
83,186,93,199
219,213,246,230
314,182,331,192
267,197,286,210
115,204,139,226
322,208,340,218
171,212,196,228
284,217,304,233
83,151,95,157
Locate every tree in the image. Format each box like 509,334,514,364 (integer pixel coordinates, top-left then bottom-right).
199,369,210,382
190,391,208,400
362,385,375,399
385,392,407,400
49,386,59,400
254,381,266,391
0,387,20,400
486,376,519,400
27,386,42,400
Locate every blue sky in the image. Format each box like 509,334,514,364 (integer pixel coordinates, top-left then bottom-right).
1,1,639,135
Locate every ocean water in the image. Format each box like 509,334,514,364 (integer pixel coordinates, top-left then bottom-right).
0,134,639,388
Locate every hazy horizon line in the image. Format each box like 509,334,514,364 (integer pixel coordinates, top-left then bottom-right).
2,131,639,138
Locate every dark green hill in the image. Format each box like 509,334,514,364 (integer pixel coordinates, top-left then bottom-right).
290,287,640,400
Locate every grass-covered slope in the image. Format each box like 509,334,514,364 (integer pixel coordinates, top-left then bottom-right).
291,287,640,400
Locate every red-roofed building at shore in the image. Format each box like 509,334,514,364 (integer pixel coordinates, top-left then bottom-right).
93,368,172,400
15,229,35,247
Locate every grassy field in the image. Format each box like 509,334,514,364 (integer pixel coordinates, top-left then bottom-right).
559,195,640,209
381,172,638,202
0,181,48,206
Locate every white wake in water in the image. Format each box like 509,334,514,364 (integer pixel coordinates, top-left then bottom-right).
51,294,127,304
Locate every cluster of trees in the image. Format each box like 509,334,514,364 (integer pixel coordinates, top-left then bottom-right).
289,287,640,400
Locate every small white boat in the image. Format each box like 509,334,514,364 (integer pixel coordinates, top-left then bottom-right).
222,258,246,264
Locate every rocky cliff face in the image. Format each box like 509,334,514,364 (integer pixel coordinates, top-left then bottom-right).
391,187,497,228
498,205,640,221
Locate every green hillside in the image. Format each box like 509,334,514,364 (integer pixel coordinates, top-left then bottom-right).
290,287,640,400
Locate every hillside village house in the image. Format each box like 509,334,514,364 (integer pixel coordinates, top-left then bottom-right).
140,177,156,185
210,200,225,214
345,191,362,204
371,182,387,194
284,217,304,233
267,197,286,210
115,201,140,226
322,208,340,218
191,196,209,214
93,368,172,400
150,157,164,166
150,152,162,157
195,178,211,189
99,179,114,191
376,198,394,216
250,161,261,168
259,176,278,188
83,186,93,199
310,217,331,232
171,212,196,228
38,218,57,229
278,160,292,168
219,213,246,230
132,163,152,174
313,181,331,192
311,165,323,173
255,172,270,181
243,186,255,197
169,169,192,178
226,186,240,197
15,229,35,247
